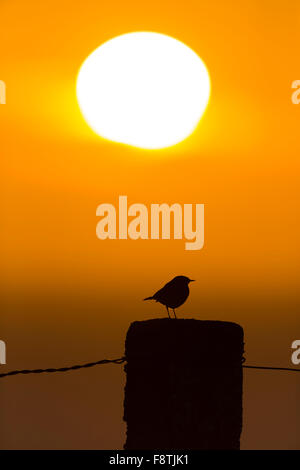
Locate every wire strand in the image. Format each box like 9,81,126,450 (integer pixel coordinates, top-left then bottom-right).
243,365,300,372
0,357,126,379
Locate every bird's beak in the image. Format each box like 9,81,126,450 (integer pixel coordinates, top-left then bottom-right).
189,279,195,282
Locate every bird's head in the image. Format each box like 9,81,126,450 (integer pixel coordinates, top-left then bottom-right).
173,275,195,285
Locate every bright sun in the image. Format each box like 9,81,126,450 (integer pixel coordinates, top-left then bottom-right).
76,32,210,150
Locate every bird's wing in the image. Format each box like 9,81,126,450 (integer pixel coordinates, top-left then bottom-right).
152,287,165,301
152,280,178,303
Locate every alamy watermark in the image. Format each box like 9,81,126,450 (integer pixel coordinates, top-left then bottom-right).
291,80,300,104
96,196,204,251
291,340,300,365
0,340,6,365
0,80,6,104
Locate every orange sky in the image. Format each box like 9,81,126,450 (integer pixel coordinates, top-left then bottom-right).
0,0,300,449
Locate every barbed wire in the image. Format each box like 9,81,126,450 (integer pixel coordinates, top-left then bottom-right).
0,357,126,379
0,356,299,379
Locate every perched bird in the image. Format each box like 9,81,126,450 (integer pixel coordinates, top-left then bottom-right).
143,275,195,318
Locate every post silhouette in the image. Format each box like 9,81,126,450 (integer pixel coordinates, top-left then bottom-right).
123,319,244,449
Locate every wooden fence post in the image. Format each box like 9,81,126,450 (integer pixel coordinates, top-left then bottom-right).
123,318,244,449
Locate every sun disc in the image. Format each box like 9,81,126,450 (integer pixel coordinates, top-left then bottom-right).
76,32,210,149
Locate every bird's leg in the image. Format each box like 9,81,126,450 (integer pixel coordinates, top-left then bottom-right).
166,306,171,318
173,309,177,319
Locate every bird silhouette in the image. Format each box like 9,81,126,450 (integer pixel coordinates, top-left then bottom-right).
143,275,195,318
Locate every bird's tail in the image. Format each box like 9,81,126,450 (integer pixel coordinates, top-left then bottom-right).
143,296,153,301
